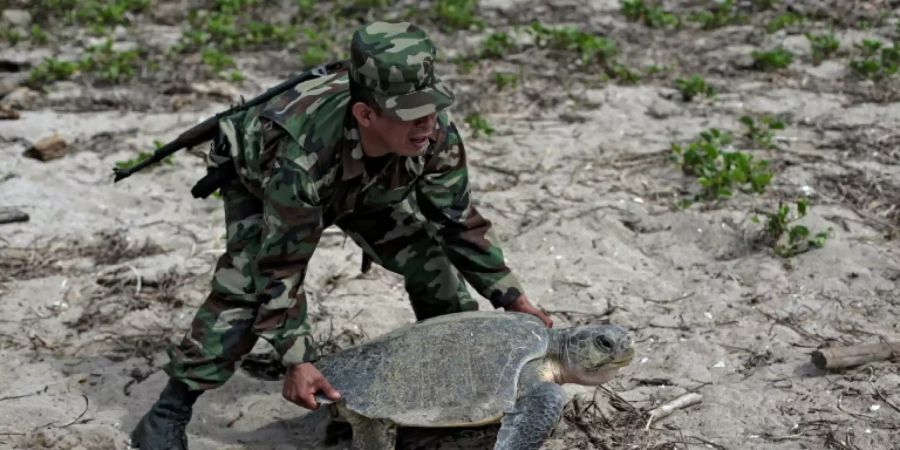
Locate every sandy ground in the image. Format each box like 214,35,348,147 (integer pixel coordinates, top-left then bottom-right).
1,1,898,449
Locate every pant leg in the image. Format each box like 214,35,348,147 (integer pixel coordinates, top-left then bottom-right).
163,179,265,391
338,198,478,321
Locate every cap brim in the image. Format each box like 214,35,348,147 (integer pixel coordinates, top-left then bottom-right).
375,80,454,121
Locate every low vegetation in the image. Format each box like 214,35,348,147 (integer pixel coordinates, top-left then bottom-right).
849,39,899,80
28,40,143,87
115,141,173,170
805,31,840,64
671,129,773,200
620,0,680,28
464,113,495,138
740,115,786,150
687,0,746,30
766,12,805,33
752,47,794,71
755,198,829,257
675,75,716,102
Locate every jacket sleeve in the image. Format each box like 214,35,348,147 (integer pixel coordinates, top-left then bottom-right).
414,118,525,308
251,120,324,366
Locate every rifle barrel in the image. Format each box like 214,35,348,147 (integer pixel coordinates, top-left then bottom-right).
112,142,178,182
113,115,219,182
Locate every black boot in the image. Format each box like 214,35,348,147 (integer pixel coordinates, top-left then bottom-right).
130,379,203,450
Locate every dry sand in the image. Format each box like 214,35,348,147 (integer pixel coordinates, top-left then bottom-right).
1,1,898,449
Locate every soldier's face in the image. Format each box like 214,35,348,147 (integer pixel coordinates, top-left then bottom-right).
369,110,438,156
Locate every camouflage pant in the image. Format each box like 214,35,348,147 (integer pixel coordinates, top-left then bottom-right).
165,178,478,390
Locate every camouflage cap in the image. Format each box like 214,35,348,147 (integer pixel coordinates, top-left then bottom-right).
350,21,454,121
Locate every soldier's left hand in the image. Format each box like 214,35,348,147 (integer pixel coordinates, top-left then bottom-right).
504,294,553,328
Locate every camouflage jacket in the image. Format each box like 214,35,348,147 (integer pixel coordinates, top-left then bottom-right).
218,70,524,364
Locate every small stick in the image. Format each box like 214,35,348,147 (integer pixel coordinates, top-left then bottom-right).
645,392,703,429
55,395,90,429
811,342,900,370
0,207,28,225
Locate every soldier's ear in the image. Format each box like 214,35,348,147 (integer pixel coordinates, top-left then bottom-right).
352,101,374,127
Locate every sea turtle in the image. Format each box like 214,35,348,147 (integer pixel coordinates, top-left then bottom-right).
314,311,634,450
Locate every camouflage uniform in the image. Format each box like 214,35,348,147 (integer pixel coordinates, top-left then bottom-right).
165,22,525,390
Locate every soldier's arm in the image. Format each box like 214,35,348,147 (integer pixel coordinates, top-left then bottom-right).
415,115,525,308
252,121,324,366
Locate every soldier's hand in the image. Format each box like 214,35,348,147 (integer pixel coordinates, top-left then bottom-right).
283,362,341,410
504,294,553,328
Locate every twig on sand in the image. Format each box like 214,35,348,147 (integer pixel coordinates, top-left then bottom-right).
824,429,863,450
226,411,244,428
0,389,43,402
668,435,727,450
564,394,605,447
645,392,703,430
836,396,877,421
126,264,142,297
33,395,91,431
600,150,670,170
868,381,900,415
53,395,90,429
0,207,29,225
469,161,524,183
645,291,695,304
544,308,610,317
755,308,826,344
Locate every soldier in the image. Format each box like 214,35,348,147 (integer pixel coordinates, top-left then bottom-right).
130,21,553,449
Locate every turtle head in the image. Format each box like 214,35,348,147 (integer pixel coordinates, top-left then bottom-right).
554,324,634,385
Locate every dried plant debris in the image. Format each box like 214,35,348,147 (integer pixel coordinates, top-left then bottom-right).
86,229,164,265
820,127,900,167
314,324,368,359
67,268,190,333
0,245,64,283
816,170,900,239
95,266,185,306
824,428,864,450
561,388,675,450
740,348,780,377
0,229,164,282
79,331,175,363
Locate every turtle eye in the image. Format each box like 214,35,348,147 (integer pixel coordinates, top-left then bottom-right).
594,335,614,351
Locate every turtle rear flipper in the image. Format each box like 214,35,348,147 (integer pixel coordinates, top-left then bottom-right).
337,403,398,450
494,382,566,450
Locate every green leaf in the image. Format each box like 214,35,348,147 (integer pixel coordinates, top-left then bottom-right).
789,225,810,242
777,204,789,222
750,172,772,193
811,231,829,248
796,197,809,216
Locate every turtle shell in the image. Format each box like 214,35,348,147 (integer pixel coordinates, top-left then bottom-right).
315,311,549,427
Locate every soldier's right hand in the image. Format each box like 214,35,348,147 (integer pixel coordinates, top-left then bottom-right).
282,362,341,410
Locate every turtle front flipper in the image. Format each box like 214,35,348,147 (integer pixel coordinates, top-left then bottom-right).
337,404,398,450
493,382,566,450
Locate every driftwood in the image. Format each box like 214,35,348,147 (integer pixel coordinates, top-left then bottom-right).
645,392,703,429
23,133,68,161
0,207,29,225
811,342,900,370
0,105,19,120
